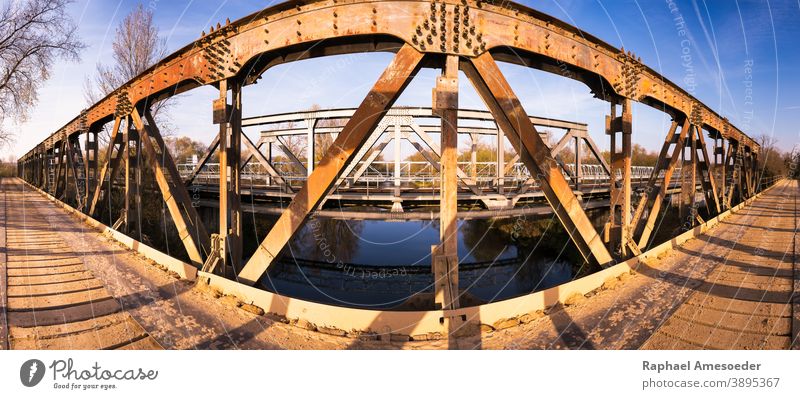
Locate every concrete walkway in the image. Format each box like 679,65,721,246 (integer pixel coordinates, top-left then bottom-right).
481,180,797,349
2,177,796,349
0,178,160,349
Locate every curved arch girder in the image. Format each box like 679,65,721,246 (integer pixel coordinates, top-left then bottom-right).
21,0,758,163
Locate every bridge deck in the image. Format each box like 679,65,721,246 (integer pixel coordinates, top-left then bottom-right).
0,178,352,349
1,177,796,350
0,179,161,350
481,180,798,350
642,180,797,349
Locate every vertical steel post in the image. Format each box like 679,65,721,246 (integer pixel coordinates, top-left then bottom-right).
718,136,727,207
606,99,632,256
496,125,505,194
689,125,698,224
574,135,581,190
230,82,243,273
122,118,141,237
267,139,273,186
124,121,132,233
306,118,317,176
393,121,402,202
470,133,478,181
85,130,98,206
432,55,461,338
134,126,142,239
216,79,243,276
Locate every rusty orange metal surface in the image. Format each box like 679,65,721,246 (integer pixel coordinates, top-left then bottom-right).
20,0,759,163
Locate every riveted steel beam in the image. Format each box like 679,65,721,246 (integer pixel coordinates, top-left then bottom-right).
463,52,613,267
237,44,425,285
20,0,759,170
88,117,123,216
636,119,691,249
433,54,460,311
131,108,211,266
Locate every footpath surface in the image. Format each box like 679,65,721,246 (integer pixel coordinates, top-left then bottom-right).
2,177,796,349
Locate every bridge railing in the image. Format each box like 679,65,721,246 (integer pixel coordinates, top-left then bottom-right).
179,161,655,192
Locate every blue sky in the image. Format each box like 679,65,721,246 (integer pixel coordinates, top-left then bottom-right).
3,0,799,159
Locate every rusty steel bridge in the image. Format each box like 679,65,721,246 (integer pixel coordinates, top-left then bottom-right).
10,0,787,349
178,106,664,219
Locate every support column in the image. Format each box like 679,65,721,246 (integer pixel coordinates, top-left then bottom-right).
85,130,98,205
122,120,141,238
726,141,743,207
306,118,317,176
123,121,131,231
605,99,633,256
267,139,273,186
432,55,461,336
134,128,142,238
717,136,727,208
215,79,243,276
53,142,63,199
574,135,582,190
64,139,73,203
752,151,759,192
496,124,505,194
688,125,698,225
392,121,403,212
679,129,690,220
470,133,478,181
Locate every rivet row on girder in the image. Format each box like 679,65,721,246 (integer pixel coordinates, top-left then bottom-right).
333,10,338,32
114,89,132,117
79,110,88,132
690,102,704,127
614,49,643,100
411,1,484,55
202,36,233,82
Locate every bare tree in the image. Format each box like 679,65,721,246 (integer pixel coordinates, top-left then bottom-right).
309,103,346,162
0,0,84,149
84,4,173,144
757,133,788,178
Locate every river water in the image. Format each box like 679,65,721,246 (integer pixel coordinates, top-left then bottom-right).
95,186,706,310
250,212,602,310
